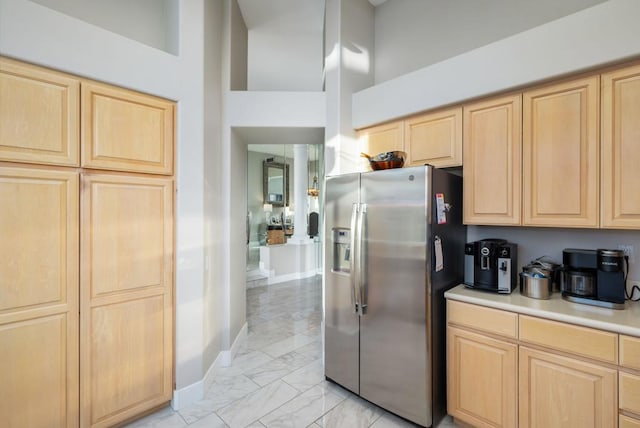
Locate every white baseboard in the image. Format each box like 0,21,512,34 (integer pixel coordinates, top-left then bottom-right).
266,269,316,285
171,323,248,410
171,379,203,411
219,322,248,366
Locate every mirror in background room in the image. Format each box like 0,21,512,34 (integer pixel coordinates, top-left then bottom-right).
263,160,289,206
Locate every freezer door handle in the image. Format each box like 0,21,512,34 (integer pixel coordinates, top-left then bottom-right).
357,204,367,315
349,203,359,313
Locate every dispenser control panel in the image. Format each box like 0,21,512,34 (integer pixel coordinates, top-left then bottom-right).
332,228,351,274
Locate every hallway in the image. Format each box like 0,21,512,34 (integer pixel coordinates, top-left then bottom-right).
127,276,458,427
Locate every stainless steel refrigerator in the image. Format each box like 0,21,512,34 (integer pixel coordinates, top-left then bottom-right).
324,165,465,427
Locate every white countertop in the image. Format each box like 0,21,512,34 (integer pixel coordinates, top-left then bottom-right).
445,284,640,337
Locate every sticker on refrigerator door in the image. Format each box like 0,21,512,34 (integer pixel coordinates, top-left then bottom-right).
436,193,447,224
434,236,444,272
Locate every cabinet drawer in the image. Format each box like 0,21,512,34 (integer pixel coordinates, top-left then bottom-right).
621,335,640,370
519,315,618,364
621,371,640,415
447,300,517,338
621,414,640,428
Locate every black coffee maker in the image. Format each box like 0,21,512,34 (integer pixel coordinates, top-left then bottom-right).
561,248,627,309
464,239,518,293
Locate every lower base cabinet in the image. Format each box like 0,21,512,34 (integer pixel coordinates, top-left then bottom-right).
447,299,626,428
447,326,517,428
519,346,617,428
621,415,640,428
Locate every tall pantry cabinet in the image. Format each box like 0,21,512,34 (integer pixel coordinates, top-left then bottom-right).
0,57,175,428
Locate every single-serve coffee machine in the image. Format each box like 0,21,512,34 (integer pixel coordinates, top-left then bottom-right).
464,239,518,293
561,248,627,309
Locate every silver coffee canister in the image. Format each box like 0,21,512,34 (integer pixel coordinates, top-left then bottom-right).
520,271,552,299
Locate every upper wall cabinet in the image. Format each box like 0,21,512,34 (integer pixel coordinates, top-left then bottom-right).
0,57,80,166
357,120,404,157
405,106,462,168
463,94,522,225
81,81,175,175
522,76,600,228
601,63,640,229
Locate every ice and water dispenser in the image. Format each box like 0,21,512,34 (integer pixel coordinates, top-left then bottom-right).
331,228,351,273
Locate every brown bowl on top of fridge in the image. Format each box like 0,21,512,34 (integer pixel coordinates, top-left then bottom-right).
361,151,406,170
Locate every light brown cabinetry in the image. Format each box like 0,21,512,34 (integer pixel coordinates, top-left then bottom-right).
522,76,600,227
447,326,517,428
619,371,640,415
447,301,518,427
619,335,640,425
357,107,463,168
601,64,640,229
621,415,640,428
0,57,175,428
81,81,174,175
463,94,522,225
405,106,462,168
357,121,404,157
519,315,618,364
519,346,617,428
447,300,624,428
80,174,173,428
0,166,79,428
0,57,80,166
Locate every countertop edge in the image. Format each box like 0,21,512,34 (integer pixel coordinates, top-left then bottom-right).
445,286,640,337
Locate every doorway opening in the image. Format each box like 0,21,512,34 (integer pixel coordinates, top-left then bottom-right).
246,142,324,286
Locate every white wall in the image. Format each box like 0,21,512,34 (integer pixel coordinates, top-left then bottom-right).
202,0,225,382
248,29,323,90
324,0,375,176
353,0,640,128
31,0,179,54
242,0,324,91
227,91,325,127
468,226,640,292
374,0,606,84
229,129,248,339
0,0,212,400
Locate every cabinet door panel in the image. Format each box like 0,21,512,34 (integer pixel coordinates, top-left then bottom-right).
0,315,72,428
447,326,517,428
0,57,79,166
621,415,640,428
405,107,462,168
357,121,404,157
463,94,522,225
90,296,168,423
0,166,79,428
601,63,640,228
519,346,616,428
620,371,640,416
523,76,599,227
81,81,174,175
81,173,173,428
621,335,640,371
88,181,165,297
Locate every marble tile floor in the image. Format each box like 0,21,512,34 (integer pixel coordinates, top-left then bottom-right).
125,276,460,428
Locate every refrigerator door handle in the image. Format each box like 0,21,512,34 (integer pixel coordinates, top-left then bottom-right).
349,203,360,313
358,204,367,315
